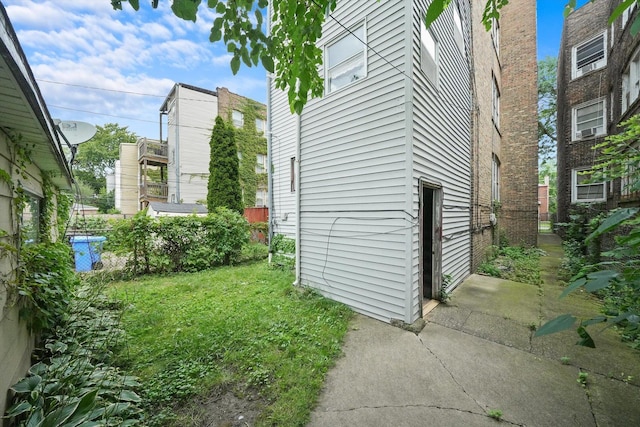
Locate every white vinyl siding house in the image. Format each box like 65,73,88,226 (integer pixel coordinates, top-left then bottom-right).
269,0,472,324
163,84,219,204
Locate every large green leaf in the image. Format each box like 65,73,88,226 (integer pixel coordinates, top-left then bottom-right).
5,401,32,418
586,208,638,243
39,398,80,427
609,0,636,24
583,270,619,293
118,390,141,403
424,0,451,28
11,375,42,393
576,326,595,348
171,0,199,22
63,390,99,427
535,314,577,337
560,277,586,298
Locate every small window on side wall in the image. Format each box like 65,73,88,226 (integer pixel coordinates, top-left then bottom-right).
572,99,606,141
290,157,296,192
452,3,465,56
232,110,244,128
572,168,606,203
420,22,438,84
21,193,41,244
326,23,366,94
572,32,606,79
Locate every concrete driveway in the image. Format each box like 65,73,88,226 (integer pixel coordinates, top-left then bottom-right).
308,234,640,426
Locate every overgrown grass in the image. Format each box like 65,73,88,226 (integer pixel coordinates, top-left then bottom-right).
478,246,543,285
109,261,352,426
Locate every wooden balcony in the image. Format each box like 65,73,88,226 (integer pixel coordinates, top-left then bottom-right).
140,182,168,202
138,139,168,166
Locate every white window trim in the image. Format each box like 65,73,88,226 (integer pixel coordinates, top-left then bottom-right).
255,153,267,174
420,21,438,84
491,18,500,56
492,155,500,202
492,76,500,129
572,98,607,141
571,168,606,203
232,110,244,128
571,32,607,79
623,3,637,28
324,21,367,95
452,3,465,56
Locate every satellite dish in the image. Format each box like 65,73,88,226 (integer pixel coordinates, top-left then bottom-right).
56,120,97,145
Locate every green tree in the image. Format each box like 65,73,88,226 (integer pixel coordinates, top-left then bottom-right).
74,123,137,193
110,0,636,114
207,117,243,214
538,56,557,162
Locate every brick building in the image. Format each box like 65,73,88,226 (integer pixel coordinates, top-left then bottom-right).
470,0,538,270
557,1,640,226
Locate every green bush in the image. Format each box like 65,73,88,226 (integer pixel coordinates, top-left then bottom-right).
17,242,79,334
107,208,249,275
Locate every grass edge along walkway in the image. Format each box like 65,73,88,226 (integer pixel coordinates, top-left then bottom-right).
109,261,352,426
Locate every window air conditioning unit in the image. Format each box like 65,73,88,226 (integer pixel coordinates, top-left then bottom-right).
579,63,595,74
580,128,596,138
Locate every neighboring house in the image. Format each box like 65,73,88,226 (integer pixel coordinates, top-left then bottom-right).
268,0,538,324
470,0,538,270
0,2,72,417
155,84,267,207
557,0,640,226
539,176,550,221
147,201,208,218
114,142,139,216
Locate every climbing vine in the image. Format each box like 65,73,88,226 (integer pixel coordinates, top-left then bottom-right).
227,100,267,208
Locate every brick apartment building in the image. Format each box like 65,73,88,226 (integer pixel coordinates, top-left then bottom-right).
557,0,640,226
470,0,538,270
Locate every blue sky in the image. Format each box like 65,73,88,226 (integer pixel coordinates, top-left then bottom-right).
4,1,581,139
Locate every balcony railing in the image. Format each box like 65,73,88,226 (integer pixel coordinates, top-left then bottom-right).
138,139,168,162
140,182,168,200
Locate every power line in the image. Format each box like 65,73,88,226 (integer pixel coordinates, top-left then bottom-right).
38,79,167,98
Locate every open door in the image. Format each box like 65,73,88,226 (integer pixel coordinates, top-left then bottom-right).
420,182,443,307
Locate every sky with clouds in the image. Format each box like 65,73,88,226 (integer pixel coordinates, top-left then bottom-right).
3,0,582,140
4,0,267,139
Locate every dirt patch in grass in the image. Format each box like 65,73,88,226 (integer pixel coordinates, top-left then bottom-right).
166,385,267,427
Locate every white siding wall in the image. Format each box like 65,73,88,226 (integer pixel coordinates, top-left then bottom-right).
168,86,219,204
411,0,472,318
298,0,411,323
269,85,297,238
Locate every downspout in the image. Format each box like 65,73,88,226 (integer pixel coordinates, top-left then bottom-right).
266,4,275,261
175,85,181,203
294,113,301,286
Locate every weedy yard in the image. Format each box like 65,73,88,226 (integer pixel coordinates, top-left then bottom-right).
109,261,352,426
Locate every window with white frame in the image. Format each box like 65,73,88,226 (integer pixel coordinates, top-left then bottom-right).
623,2,637,28
492,76,500,128
491,18,500,55
572,32,607,79
326,23,366,94
420,21,438,83
622,49,640,113
572,168,606,203
610,22,614,48
255,117,265,133
622,142,640,197
492,155,500,202
255,187,267,207
21,193,41,244
452,3,465,56
572,99,606,140
232,110,244,128
255,153,267,174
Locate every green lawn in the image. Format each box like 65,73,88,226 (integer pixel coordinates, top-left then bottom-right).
109,261,352,426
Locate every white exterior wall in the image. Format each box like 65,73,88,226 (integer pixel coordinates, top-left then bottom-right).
298,0,411,323
269,86,297,238
410,1,472,319
116,143,138,216
167,86,219,204
269,0,473,324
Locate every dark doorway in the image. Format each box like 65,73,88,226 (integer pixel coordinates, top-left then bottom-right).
423,187,434,299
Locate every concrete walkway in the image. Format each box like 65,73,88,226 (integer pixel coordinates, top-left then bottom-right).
309,234,640,426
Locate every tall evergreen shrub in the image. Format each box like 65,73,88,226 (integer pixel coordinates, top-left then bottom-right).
207,116,243,214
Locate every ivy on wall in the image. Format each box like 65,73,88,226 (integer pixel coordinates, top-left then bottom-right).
227,100,267,208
